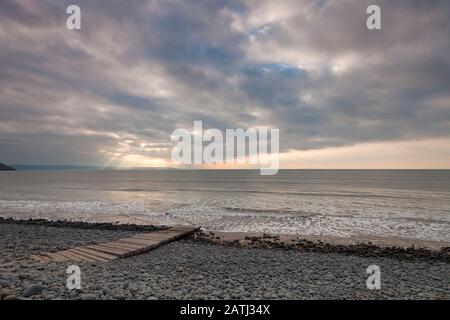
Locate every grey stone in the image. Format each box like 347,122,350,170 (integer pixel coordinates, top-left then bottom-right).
23,284,45,298
69,290,78,298
81,293,97,300
0,280,9,287
1,222,449,301
0,288,15,299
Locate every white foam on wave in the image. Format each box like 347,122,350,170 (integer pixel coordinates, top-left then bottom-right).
159,204,450,242
0,199,150,215
0,199,154,224
1,198,449,243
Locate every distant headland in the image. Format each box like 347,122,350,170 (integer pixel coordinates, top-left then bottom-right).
0,163,15,171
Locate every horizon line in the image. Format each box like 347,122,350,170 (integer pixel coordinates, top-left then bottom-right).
5,165,450,171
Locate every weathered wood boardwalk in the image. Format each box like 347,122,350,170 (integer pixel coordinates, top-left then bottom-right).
32,226,199,262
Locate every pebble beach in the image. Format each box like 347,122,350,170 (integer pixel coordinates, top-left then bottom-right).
1,218,449,300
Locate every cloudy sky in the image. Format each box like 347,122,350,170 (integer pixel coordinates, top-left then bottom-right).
1,0,449,168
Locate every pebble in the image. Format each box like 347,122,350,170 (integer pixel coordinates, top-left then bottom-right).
69,290,78,298
81,294,97,300
0,288,15,299
23,284,45,298
1,222,449,300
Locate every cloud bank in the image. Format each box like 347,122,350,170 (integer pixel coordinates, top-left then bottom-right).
0,0,449,167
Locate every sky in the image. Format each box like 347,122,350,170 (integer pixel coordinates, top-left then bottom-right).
0,0,449,169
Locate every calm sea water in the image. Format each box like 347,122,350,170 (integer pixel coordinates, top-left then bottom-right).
0,170,449,242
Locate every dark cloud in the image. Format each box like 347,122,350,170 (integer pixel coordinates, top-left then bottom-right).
0,0,449,165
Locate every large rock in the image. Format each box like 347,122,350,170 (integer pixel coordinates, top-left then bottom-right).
80,294,97,300
23,284,45,297
0,163,15,171
0,288,15,299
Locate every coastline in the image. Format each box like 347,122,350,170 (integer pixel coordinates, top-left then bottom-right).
195,230,450,261
1,217,449,300
2,216,449,261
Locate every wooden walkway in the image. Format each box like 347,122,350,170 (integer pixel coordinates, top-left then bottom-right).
32,226,199,262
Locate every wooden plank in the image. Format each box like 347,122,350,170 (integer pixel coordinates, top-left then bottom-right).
120,236,157,243
86,245,128,256
102,240,144,248
118,238,158,246
94,242,130,250
118,243,158,258
72,247,118,261
103,245,145,256
113,240,148,249
100,247,142,257
57,250,84,261
46,252,69,262
93,244,131,254
68,248,107,262
96,242,139,251
64,249,98,262
32,226,200,262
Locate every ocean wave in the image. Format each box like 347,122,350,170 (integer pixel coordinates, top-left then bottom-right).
58,186,443,201
1,198,449,242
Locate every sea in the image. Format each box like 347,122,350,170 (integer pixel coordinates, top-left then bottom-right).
0,169,449,242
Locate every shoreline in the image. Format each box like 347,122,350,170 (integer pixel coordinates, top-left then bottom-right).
195,231,450,263
0,216,165,232
1,219,449,300
1,216,449,262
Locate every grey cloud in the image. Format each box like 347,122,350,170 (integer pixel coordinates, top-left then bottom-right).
0,0,449,165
